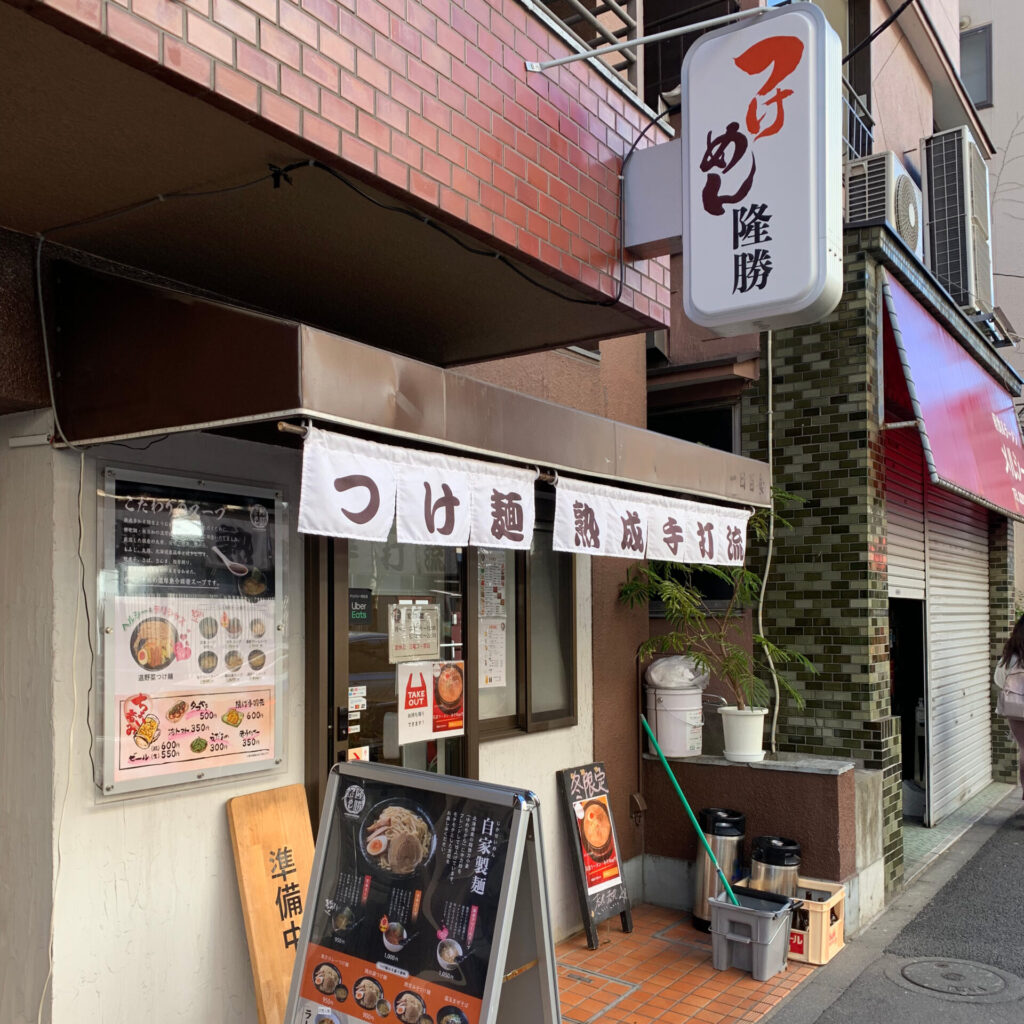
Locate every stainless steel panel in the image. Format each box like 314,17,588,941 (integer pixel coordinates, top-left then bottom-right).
694,834,743,923
299,326,771,507
443,372,619,478
615,423,771,506
301,326,447,439
749,861,798,898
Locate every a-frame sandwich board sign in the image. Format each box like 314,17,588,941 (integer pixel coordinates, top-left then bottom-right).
284,762,561,1024
557,762,633,950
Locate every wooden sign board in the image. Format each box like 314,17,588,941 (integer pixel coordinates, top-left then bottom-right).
556,762,633,949
284,762,560,1024
228,784,316,1024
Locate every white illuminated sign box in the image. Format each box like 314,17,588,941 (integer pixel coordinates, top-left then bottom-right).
681,4,842,336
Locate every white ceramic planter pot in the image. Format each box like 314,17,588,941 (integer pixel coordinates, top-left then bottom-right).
718,706,768,762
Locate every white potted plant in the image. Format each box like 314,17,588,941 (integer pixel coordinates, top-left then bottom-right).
620,501,812,762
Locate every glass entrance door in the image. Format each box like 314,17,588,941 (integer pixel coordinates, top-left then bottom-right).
346,530,465,776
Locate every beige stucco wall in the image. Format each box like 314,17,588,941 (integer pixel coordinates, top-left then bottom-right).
870,0,934,171
477,556,595,941
2,422,307,1023
0,410,56,1024
961,0,1024,338
960,0,1024,595
919,0,963,69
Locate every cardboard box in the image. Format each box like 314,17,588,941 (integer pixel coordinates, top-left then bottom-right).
788,877,845,964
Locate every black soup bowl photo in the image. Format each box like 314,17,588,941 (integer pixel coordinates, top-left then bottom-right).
359,797,437,879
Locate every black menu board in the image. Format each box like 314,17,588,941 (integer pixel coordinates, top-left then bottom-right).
291,768,519,1024
556,762,633,950
113,476,276,599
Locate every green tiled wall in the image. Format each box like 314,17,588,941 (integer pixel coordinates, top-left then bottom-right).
741,230,898,894
990,516,1018,783
742,225,1019,896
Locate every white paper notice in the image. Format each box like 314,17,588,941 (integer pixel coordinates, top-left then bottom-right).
387,603,441,663
479,618,507,688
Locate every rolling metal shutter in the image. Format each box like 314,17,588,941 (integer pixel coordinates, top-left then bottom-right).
924,483,991,825
884,428,926,599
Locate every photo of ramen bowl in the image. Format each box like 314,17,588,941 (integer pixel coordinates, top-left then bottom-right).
382,921,407,953
437,1007,468,1024
436,939,462,970
166,700,187,723
248,649,266,671
433,663,464,713
359,799,437,879
395,992,425,1024
238,567,268,600
312,962,342,996
129,617,178,671
198,651,218,674
353,977,382,1010
224,650,243,672
332,906,356,934
198,616,218,639
251,618,266,638
580,799,614,861
223,616,242,638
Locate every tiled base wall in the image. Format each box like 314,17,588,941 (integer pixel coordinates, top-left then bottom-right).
631,853,884,939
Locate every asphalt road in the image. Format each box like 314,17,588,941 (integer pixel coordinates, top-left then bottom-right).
764,796,1024,1024
885,808,1024,976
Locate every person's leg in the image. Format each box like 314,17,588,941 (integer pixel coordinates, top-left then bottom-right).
1007,717,1024,791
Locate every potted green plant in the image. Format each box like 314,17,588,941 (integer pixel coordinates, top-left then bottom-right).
620,500,812,762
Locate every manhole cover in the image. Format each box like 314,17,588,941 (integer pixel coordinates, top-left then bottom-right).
901,960,1007,997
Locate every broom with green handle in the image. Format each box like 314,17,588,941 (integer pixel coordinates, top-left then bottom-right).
640,713,740,907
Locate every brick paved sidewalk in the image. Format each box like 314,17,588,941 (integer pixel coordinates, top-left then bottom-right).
556,904,814,1024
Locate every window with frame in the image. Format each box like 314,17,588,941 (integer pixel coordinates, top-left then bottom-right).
478,491,577,738
960,25,993,109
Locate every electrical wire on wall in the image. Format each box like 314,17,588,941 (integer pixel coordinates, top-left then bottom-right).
36,452,87,1024
756,330,783,754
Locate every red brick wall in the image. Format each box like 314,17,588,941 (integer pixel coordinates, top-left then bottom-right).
22,0,671,322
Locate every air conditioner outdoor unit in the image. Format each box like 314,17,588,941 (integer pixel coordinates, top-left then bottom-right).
920,126,994,314
844,151,924,260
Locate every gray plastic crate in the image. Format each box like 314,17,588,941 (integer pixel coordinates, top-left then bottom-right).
709,886,795,982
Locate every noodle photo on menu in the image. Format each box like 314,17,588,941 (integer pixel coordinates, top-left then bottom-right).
362,802,435,876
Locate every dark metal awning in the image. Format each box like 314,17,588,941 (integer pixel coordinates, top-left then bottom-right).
52,263,770,507
0,3,660,373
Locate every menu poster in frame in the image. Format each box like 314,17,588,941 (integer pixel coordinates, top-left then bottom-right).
99,468,286,796
556,763,633,950
285,763,561,1024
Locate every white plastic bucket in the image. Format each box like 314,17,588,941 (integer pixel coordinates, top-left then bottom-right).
646,685,703,757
